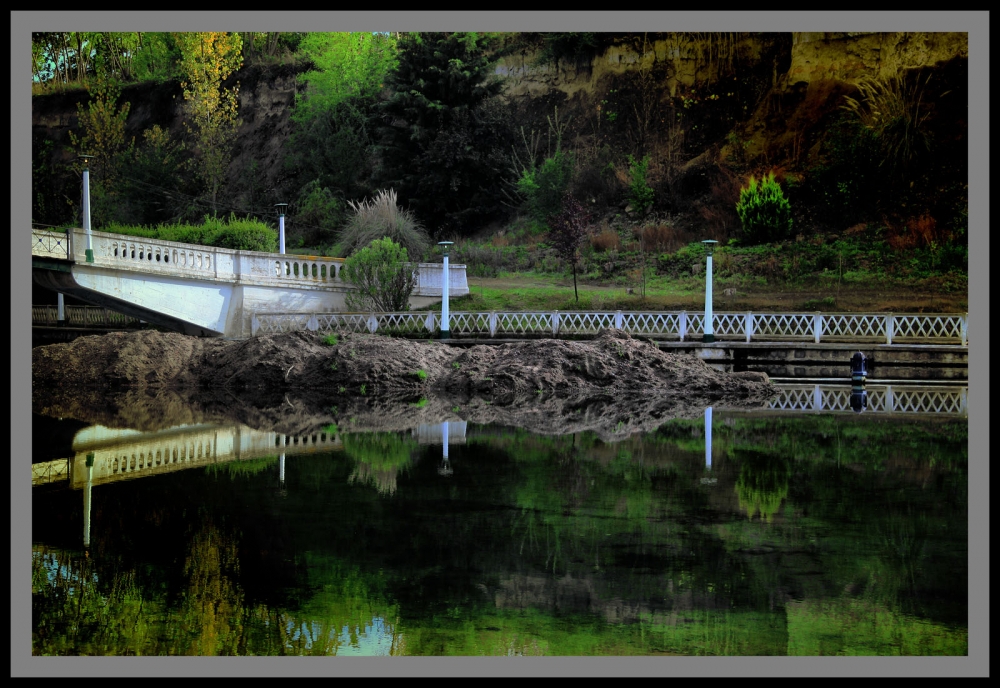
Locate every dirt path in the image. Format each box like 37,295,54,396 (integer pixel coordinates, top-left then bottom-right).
33,329,777,440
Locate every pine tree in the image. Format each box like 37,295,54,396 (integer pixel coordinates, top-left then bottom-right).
379,32,513,235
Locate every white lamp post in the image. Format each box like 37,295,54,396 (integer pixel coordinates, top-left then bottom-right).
79,155,95,263
438,241,454,340
702,240,718,343
275,203,288,254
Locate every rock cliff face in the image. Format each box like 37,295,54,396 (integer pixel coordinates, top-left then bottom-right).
31,32,967,231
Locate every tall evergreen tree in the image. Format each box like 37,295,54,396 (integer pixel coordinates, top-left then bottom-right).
379,32,514,236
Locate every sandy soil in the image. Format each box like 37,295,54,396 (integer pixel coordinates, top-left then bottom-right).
32,329,777,441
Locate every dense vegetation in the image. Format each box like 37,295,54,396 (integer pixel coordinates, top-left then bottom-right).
31,31,968,307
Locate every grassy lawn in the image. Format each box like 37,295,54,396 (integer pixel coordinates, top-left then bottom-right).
421,271,968,314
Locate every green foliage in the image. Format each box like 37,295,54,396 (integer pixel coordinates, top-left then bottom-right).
322,334,339,346
206,455,279,480
735,172,793,245
411,370,428,381
625,154,654,214
342,237,417,312
284,33,397,239
517,151,574,222
733,450,791,523
173,32,244,215
535,33,602,66
338,188,430,259
293,180,345,246
103,214,277,252
807,118,881,227
379,32,515,234
294,33,397,121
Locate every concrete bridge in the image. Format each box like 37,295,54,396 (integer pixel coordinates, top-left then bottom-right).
31,227,468,339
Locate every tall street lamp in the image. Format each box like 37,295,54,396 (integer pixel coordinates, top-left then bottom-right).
438,241,454,340
79,155,95,263
274,203,288,254
702,240,718,343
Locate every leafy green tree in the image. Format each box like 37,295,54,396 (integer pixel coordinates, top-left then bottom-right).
284,33,398,236
626,154,654,214
518,151,574,223
342,237,418,312
173,32,244,216
379,32,515,235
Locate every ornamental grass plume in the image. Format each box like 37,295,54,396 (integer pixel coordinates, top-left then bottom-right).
338,188,431,259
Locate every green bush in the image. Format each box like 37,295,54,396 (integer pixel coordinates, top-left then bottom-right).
342,236,417,312
338,188,430,259
517,151,574,222
735,172,793,245
626,154,654,214
102,214,278,252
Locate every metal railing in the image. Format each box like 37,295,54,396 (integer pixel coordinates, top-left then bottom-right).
31,228,71,260
252,310,968,345
32,305,142,328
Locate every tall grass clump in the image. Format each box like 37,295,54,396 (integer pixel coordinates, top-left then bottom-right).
337,188,430,259
735,172,793,245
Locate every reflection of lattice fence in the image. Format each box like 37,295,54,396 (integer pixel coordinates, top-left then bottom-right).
252,310,968,345
32,305,141,328
768,385,967,415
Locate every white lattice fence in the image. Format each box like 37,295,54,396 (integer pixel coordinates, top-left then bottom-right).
252,311,968,344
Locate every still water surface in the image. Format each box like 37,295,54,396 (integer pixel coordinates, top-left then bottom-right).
31,389,968,656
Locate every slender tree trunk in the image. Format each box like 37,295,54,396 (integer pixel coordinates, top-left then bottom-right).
573,258,578,303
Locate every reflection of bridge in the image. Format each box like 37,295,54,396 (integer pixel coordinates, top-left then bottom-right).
31,227,468,339
32,423,343,489
31,421,469,489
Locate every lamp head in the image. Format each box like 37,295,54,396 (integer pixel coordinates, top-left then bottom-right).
701,239,719,256
274,203,289,217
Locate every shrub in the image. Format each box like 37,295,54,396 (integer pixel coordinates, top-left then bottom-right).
735,172,793,245
517,151,574,222
342,236,417,312
626,154,654,214
338,188,430,259
102,214,277,252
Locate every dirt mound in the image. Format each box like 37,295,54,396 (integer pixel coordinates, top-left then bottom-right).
32,329,777,440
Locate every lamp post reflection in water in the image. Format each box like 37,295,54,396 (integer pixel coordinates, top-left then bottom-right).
83,452,94,550
701,407,717,485
438,421,453,476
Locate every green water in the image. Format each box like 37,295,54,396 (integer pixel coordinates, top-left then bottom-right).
31,413,968,656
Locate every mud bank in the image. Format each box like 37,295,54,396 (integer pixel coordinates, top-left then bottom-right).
32,329,777,440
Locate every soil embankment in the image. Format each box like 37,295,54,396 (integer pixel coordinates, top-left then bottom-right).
32,329,776,440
